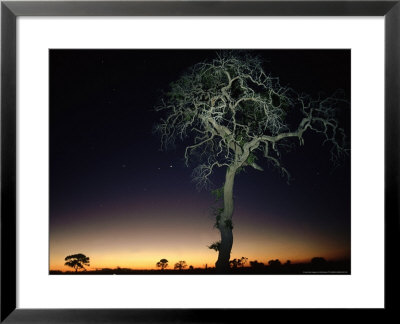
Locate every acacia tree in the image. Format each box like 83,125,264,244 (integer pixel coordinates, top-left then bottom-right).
156,52,347,271
64,253,90,272
156,258,169,270
174,260,187,270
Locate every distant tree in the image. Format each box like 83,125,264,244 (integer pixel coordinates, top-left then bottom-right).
311,257,327,266
64,253,90,272
249,260,265,270
189,265,194,270
239,256,248,268
229,257,248,269
229,258,240,269
156,258,169,270
174,260,187,270
268,259,282,267
284,260,291,266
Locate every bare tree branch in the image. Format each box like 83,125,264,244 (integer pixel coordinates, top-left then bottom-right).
155,52,348,188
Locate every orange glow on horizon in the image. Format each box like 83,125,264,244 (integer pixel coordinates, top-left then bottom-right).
50,224,349,272
50,201,350,272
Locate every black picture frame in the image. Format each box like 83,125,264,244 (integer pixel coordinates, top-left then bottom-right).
1,1,398,322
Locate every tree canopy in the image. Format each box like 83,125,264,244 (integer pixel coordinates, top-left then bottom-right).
174,260,187,270
156,258,169,270
156,52,348,190
64,253,90,272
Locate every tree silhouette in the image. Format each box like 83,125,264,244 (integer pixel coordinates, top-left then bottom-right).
268,259,282,268
229,257,248,269
229,258,240,269
249,260,265,270
311,257,327,266
156,258,169,270
174,260,187,270
239,256,248,268
156,51,348,271
64,253,90,272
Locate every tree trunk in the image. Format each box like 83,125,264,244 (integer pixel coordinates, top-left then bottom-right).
215,166,236,272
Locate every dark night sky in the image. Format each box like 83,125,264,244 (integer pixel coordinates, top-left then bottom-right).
50,50,350,270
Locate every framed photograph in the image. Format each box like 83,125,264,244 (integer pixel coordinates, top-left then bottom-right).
49,48,351,277
1,0,398,322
